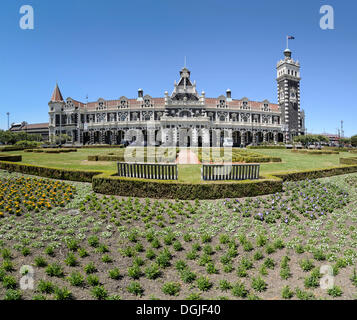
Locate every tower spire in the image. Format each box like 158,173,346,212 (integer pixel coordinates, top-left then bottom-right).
50,83,64,102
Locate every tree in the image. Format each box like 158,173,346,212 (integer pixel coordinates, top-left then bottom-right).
340,138,351,146
293,134,328,148
351,135,357,147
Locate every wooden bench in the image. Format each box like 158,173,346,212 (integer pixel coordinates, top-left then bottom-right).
117,162,178,180
201,164,260,181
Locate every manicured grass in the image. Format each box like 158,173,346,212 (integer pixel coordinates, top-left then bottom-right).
256,149,357,174
2,148,356,183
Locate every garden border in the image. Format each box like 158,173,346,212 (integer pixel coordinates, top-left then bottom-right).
1,160,357,199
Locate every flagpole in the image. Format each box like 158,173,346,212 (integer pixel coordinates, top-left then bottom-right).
286,36,288,50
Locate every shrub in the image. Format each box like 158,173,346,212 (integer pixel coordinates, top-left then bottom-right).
145,263,161,280
3,275,17,289
327,285,343,297
127,281,144,297
175,260,187,271
156,248,172,268
87,275,100,286
37,280,55,293
162,282,181,296
231,282,248,298
54,287,72,300
108,268,121,280
45,263,64,277
180,269,197,283
91,285,108,300
251,276,267,292
282,285,294,299
4,289,22,300
196,276,213,291
2,260,14,272
64,253,78,267
299,259,314,272
92,172,283,200
67,272,85,287
88,236,99,247
34,256,48,267
219,280,232,291
128,265,142,279
84,262,97,274
0,161,101,183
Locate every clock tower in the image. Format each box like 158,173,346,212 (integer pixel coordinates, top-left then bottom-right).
277,48,302,142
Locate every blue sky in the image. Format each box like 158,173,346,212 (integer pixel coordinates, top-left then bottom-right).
0,0,356,136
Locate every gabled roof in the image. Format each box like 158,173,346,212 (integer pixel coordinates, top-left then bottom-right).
50,83,64,102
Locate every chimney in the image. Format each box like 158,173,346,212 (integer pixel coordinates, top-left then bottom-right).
226,89,232,99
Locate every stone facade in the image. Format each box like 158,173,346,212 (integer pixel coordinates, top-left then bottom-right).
48,50,305,147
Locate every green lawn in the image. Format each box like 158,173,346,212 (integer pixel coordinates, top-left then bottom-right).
2,148,356,183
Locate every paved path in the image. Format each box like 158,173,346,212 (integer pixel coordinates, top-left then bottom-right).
175,148,201,164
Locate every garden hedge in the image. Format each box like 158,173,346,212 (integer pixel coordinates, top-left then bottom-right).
1,159,357,199
291,150,339,155
0,155,22,162
340,157,357,165
82,145,124,149
0,161,101,182
247,146,286,150
92,172,283,200
0,146,25,152
274,164,357,181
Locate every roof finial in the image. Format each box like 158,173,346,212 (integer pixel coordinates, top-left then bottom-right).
184,56,187,68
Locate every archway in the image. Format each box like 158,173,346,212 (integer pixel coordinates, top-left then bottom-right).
83,132,90,145
233,131,241,147
93,131,100,144
244,131,253,146
256,132,263,144
104,131,112,145
116,130,125,144
267,132,274,143
278,133,284,143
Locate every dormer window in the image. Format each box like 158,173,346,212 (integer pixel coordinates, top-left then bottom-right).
144,99,151,107
97,99,106,110
218,99,226,108
120,100,128,108
241,101,250,110
262,103,270,112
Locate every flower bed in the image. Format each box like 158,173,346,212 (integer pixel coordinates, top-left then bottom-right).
0,176,75,217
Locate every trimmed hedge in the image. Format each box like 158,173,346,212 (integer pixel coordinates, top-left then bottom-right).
340,157,357,165
92,172,283,200
27,148,78,154
0,146,25,152
0,155,22,162
274,165,357,181
0,161,101,182
291,150,339,155
1,158,357,199
247,146,286,150
82,145,124,149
